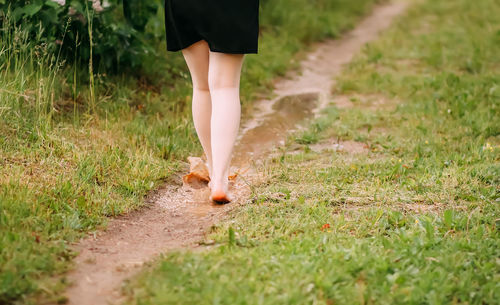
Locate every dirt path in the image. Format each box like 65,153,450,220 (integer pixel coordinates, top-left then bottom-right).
64,2,409,304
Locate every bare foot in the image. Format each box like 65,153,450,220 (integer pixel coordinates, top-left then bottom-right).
210,189,232,204
208,178,233,203
209,174,232,203
207,165,232,200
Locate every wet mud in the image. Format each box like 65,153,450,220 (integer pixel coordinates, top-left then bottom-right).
233,92,319,165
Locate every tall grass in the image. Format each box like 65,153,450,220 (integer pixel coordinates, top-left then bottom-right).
0,13,63,135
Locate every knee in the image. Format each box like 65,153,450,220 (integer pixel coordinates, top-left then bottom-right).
208,75,239,91
193,81,210,92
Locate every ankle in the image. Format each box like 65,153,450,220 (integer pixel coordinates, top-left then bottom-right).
211,176,228,190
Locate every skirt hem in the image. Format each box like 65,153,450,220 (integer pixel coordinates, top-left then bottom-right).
166,39,258,54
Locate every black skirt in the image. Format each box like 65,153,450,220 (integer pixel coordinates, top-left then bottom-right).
164,0,260,54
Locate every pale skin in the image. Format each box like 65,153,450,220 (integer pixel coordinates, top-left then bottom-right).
181,40,245,203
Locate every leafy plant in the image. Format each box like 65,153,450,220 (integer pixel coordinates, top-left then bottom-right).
0,0,165,72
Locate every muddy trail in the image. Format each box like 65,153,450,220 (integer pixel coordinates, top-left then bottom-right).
64,3,409,305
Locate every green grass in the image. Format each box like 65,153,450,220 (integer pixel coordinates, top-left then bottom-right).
0,0,381,303
123,0,500,304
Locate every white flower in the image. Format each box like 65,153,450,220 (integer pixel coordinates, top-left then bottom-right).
92,0,104,12
51,0,66,5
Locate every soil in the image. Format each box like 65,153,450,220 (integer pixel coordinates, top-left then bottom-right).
63,3,409,305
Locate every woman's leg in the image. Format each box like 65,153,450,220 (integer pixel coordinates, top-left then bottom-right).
208,51,245,202
181,41,213,177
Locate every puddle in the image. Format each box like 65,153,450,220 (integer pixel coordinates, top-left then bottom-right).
233,92,319,165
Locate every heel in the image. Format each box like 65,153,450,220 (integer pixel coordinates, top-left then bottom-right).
210,189,231,203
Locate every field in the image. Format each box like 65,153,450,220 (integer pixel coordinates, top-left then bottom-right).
123,0,499,303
